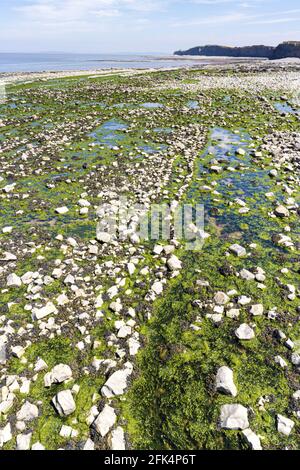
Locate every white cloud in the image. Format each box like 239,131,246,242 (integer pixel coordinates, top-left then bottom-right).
248,16,300,25
172,12,247,27
14,0,167,20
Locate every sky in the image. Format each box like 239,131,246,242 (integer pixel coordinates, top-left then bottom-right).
0,0,300,53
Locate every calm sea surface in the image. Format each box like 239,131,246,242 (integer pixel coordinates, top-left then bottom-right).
0,52,205,73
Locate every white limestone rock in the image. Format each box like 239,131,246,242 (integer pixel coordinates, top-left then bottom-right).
215,366,237,397
31,442,45,450
250,304,264,316
214,292,230,305
229,244,247,257
7,273,22,288
0,423,12,447
52,390,76,417
220,404,249,430
32,302,58,320
235,324,255,340
93,405,116,437
110,426,126,450
55,207,69,215
17,402,38,421
277,414,294,436
167,255,182,271
83,438,95,450
16,433,32,450
45,364,72,387
101,364,133,398
242,428,262,450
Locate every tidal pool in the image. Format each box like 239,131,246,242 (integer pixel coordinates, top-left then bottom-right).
90,119,128,147
274,102,298,115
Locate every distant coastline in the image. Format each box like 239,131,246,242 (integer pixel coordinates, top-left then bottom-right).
174,41,300,60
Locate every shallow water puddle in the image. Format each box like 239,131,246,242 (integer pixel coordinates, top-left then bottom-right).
188,127,277,243
274,102,299,115
154,127,172,134
141,102,164,109
187,100,199,109
90,119,128,148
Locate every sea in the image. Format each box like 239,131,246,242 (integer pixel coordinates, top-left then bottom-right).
0,52,205,73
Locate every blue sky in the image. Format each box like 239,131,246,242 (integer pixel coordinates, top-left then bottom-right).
1,0,300,53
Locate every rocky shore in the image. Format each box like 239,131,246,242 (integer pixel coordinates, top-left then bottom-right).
0,61,299,450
